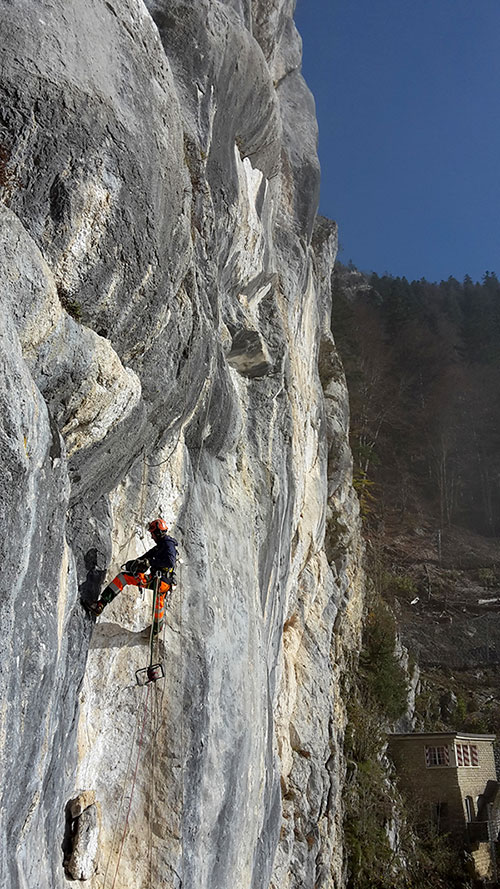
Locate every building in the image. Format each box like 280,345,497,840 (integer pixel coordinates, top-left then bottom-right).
388,731,500,884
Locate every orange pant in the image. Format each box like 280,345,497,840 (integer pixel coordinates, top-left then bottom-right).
101,573,170,627
152,578,170,629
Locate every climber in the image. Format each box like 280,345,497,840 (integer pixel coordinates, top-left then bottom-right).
85,519,178,635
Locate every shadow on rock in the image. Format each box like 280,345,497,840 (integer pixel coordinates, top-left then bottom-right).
79,547,106,602
89,621,151,650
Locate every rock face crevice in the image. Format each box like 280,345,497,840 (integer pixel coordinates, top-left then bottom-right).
0,2,364,888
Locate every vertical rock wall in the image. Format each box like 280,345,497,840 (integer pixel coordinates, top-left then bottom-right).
0,2,364,888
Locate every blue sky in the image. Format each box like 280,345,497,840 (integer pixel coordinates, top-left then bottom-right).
294,0,500,282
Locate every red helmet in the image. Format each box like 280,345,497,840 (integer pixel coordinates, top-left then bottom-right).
148,518,168,537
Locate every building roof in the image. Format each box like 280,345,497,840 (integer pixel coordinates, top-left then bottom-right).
388,731,496,742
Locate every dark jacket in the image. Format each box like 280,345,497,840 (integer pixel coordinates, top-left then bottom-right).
145,535,178,572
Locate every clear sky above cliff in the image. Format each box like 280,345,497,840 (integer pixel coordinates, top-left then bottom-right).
295,0,500,283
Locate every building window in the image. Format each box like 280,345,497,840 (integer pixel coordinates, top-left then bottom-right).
425,745,450,767
455,743,479,767
465,796,475,822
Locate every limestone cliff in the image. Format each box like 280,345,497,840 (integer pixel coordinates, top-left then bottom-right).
0,2,364,888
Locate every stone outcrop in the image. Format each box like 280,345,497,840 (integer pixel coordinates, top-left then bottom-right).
0,2,364,888
64,793,100,881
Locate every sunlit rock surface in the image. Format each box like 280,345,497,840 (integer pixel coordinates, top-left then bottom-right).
0,2,363,888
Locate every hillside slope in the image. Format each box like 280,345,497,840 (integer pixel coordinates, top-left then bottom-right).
332,263,500,722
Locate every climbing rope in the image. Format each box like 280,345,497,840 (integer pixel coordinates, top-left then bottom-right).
148,690,156,887
148,676,164,886
105,346,213,887
143,433,184,469
99,573,178,889
147,575,160,672
110,348,214,586
143,325,212,472
109,449,150,564
179,556,185,888
143,351,215,478
146,574,174,886
101,684,147,889
96,312,214,889
109,683,151,889
194,363,215,480
157,589,170,718
138,450,149,539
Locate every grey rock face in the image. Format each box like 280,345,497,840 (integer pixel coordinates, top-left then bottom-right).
0,2,364,889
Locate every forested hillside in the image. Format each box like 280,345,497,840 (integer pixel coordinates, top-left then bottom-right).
332,265,500,539
333,264,500,888
332,263,500,700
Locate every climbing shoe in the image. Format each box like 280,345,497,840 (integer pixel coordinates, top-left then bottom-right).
85,600,105,617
